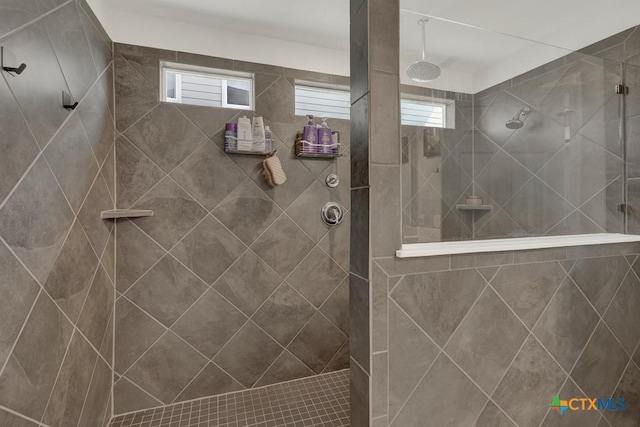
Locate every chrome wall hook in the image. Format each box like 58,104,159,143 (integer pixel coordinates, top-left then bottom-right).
62,91,78,111
1,47,27,76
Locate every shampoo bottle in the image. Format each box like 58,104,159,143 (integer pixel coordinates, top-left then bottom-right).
237,116,253,152
252,116,266,152
302,115,318,154
318,117,333,154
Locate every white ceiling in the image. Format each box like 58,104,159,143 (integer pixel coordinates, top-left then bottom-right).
88,0,640,93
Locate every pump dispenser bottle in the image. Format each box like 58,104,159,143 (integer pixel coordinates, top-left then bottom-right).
318,117,333,154
302,115,318,153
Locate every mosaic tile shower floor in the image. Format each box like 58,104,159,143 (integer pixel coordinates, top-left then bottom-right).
109,370,350,427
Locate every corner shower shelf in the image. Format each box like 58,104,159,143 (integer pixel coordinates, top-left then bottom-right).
100,209,154,220
456,204,493,211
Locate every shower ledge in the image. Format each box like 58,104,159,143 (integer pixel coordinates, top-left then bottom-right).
456,204,493,211
396,233,640,258
101,209,153,220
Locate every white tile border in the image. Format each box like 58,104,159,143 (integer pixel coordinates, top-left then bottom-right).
396,233,640,258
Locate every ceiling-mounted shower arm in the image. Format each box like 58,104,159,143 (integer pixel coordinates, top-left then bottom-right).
419,18,428,61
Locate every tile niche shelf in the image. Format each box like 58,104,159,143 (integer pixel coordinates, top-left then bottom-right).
100,209,154,220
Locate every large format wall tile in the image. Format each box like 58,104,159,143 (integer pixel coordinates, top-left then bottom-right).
170,215,245,285
252,284,315,346
44,221,99,322
125,331,208,403
213,322,282,388
124,104,206,173
532,278,599,371
170,141,246,211
174,363,243,402
0,242,39,368
213,251,281,316
390,269,485,346
251,215,315,277
79,70,115,167
125,254,208,327
0,293,73,421
171,288,247,358
77,265,114,349
444,287,528,394
113,43,350,414
0,0,40,39
377,241,640,426
0,2,114,425
114,298,165,375
1,21,70,147
0,157,74,283
44,114,99,213
114,55,158,132
42,331,97,427
44,2,98,101
493,337,566,427
391,354,487,427
130,178,207,250
0,77,39,205
491,261,565,327
212,178,283,245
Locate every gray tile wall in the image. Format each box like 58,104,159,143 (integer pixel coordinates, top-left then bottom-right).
113,43,350,414
350,0,402,425
0,1,115,426
372,242,640,426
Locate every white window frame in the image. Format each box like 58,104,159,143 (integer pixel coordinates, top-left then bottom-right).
294,80,351,121
160,61,254,110
294,80,455,128
400,94,455,129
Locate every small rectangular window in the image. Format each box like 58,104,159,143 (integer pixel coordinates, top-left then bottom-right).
295,82,351,120
401,97,452,128
161,61,254,110
295,81,454,129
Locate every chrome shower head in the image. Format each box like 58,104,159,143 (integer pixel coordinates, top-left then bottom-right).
506,118,524,129
407,18,441,83
506,107,532,130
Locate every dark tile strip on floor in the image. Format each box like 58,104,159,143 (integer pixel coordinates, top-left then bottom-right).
109,369,350,427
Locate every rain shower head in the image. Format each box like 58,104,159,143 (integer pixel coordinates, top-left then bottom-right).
407,18,441,83
506,107,532,129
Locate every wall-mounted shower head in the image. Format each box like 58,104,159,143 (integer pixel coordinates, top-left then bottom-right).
506,107,532,129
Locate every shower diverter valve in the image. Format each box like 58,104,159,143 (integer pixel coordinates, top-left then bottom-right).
321,202,345,226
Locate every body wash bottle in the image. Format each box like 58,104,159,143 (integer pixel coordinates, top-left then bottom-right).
318,117,332,154
302,115,318,154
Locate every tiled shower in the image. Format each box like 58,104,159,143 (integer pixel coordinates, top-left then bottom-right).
2,0,640,426
112,43,350,414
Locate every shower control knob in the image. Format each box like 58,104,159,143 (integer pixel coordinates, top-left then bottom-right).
325,174,340,188
321,202,345,226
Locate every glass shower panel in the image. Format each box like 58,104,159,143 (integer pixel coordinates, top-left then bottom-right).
476,54,625,239
400,11,625,243
626,62,640,233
